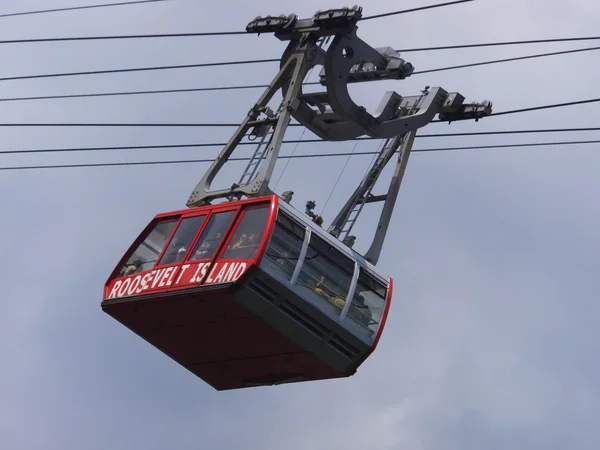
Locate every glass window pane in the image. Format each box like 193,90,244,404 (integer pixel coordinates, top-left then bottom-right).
296,235,354,316
222,206,270,259
158,215,206,266
119,220,177,277
346,270,387,336
261,212,306,281
189,210,236,261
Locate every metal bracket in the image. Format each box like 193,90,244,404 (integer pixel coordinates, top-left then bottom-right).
327,89,492,264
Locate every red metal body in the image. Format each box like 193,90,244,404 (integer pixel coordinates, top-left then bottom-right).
102,195,391,390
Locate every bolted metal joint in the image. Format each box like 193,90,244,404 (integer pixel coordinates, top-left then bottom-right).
247,14,298,34
313,6,363,26
320,46,414,84
438,98,493,122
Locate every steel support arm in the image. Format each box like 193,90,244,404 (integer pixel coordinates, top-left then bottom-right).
186,35,319,207
363,131,415,265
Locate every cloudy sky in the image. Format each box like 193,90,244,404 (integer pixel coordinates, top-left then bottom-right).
1,0,599,448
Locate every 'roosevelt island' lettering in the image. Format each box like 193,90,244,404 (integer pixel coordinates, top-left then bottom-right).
107,261,248,299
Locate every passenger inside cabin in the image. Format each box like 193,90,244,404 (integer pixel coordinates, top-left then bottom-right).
225,231,261,259
161,240,188,265
119,258,142,277
192,232,222,260
229,234,248,249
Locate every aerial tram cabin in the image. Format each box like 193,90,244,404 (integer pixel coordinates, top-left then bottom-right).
102,195,392,390
101,7,490,391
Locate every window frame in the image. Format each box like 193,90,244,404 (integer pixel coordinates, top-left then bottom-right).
218,203,272,261
184,207,241,263
260,209,309,283
155,214,209,268
113,216,180,280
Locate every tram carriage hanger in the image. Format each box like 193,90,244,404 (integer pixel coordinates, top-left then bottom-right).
187,5,492,263
102,6,492,390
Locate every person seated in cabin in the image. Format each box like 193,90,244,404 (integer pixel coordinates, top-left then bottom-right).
192,231,223,260
229,234,248,250
175,245,187,262
120,258,143,277
161,240,187,265
241,232,260,258
193,240,211,259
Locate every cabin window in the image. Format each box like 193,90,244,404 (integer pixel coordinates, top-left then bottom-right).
222,206,270,259
262,211,306,281
158,215,206,266
189,210,236,261
346,270,387,334
118,219,177,277
297,235,354,315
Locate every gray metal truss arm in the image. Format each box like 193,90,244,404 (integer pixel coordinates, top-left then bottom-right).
186,35,319,207
326,89,492,264
363,131,415,265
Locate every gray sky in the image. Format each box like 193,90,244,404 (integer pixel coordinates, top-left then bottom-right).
1,0,599,449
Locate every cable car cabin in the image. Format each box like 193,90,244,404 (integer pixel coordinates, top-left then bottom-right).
102,195,392,390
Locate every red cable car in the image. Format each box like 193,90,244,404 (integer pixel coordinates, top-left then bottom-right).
102,8,490,391
102,195,392,390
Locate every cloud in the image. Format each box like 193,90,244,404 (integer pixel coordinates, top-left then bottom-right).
1,0,600,449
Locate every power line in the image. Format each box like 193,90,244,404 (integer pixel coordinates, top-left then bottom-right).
414,45,600,75
0,0,167,19
0,85,269,103
3,128,600,156
398,36,600,52
0,58,278,83
2,43,596,95
491,98,600,117
1,31,597,51
0,31,247,44
360,0,476,21
2,97,599,127
3,139,599,172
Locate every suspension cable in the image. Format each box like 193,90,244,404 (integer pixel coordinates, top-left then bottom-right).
360,0,476,21
4,139,600,172
2,96,599,127
2,127,600,156
321,140,361,214
2,46,596,99
0,1,167,19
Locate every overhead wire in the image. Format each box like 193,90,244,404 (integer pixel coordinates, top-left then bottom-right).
1,97,599,127
0,58,278,83
0,1,484,42
360,0,476,21
0,31,248,44
0,30,596,50
0,0,167,19
1,44,597,100
1,2,597,172
4,139,600,172
398,36,600,52
3,128,600,156
415,45,600,75
321,139,361,214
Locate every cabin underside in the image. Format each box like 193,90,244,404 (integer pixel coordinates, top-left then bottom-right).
101,280,351,390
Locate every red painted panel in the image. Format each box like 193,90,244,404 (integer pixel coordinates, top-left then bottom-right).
102,284,346,391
